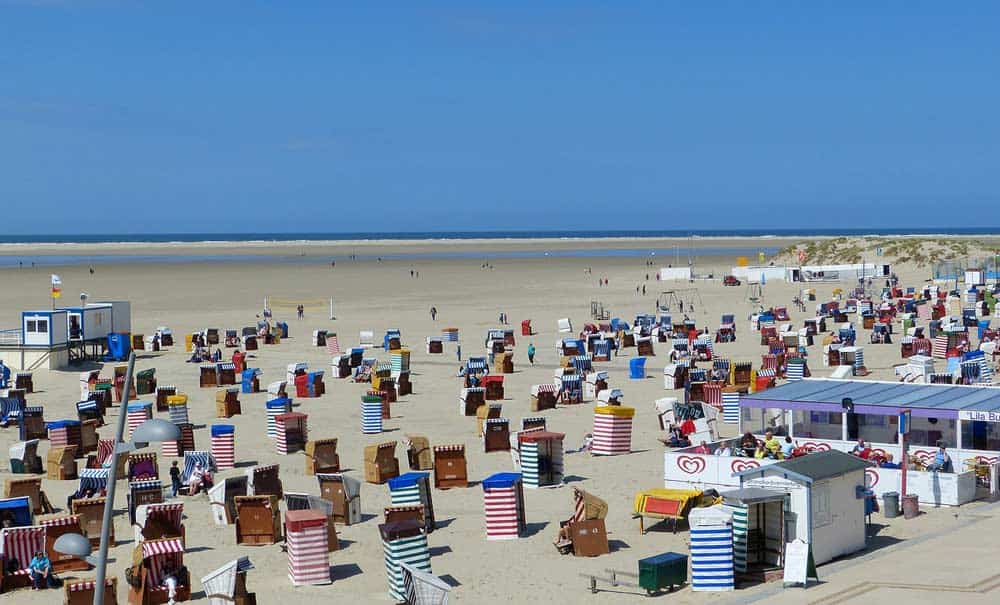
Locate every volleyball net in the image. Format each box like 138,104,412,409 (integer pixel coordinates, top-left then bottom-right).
264,296,335,319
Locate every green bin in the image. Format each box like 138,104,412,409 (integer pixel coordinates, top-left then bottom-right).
638,552,687,594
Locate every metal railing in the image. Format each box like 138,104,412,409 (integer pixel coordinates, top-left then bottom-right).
0,329,22,346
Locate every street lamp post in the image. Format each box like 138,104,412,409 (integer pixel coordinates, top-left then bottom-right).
54,351,180,605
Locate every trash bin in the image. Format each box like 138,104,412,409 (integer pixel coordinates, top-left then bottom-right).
883,491,899,518
901,493,919,519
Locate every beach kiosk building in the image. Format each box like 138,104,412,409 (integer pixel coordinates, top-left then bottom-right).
740,379,999,505
0,310,69,370
728,450,871,566
665,379,993,508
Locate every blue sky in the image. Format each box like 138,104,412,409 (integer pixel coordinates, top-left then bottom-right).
1,1,998,233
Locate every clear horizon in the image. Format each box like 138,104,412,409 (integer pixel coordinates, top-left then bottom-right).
3,2,998,231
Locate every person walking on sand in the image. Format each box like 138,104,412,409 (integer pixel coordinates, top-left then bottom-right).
297,304,304,319
642,284,646,295
527,343,536,365
457,344,462,361
169,460,181,497
430,306,437,321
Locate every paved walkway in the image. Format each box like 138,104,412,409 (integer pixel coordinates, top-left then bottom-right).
720,499,1000,605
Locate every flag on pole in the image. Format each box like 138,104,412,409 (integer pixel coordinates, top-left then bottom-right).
50,274,62,299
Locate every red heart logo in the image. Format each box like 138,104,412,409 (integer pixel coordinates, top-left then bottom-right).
976,455,999,464
801,442,831,452
731,459,760,473
676,455,707,474
870,448,889,459
912,449,934,462
865,468,879,488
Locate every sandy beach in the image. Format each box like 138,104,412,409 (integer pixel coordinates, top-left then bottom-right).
0,238,987,603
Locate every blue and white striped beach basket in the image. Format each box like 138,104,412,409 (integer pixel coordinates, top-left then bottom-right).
853,348,865,370
786,360,805,381
980,357,994,382
265,398,290,438
382,526,431,601
388,473,426,506
168,401,189,425
362,398,383,434
689,506,735,591
722,392,740,424
78,468,109,493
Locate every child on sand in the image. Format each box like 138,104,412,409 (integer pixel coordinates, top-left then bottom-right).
170,460,181,497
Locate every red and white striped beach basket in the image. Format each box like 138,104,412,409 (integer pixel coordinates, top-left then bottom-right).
702,383,723,409
325,334,340,355
286,510,331,585
931,335,949,359
591,406,635,455
482,473,524,540
126,404,151,441
211,425,235,470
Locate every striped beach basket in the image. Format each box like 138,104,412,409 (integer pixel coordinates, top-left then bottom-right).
572,355,594,374
518,431,564,488
38,514,89,572
167,395,189,425
703,384,723,409
388,472,435,531
932,335,949,359
133,501,183,544
979,356,994,383
265,397,291,439
126,402,152,440
441,328,459,342
325,333,340,355
155,385,177,411
689,507,735,591
47,419,81,448
558,374,582,398
275,413,307,455
724,504,749,573
211,425,235,470
77,468,109,493
722,391,740,424
286,510,331,585
482,472,526,540
591,406,634,455
362,395,383,434
381,520,431,601
785,359,805,381
390,349,411,373
852,347,865,370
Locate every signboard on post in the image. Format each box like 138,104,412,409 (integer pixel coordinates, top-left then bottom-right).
782,539,818,587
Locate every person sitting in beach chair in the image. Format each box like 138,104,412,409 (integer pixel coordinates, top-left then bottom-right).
30,549,61,590
186,463,213,495
159,558,185,605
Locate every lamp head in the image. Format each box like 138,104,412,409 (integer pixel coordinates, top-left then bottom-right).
842,397,855,414
54,533,92,558
131,418,182,444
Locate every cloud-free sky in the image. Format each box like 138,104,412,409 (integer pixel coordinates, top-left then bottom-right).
2,1,997,232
